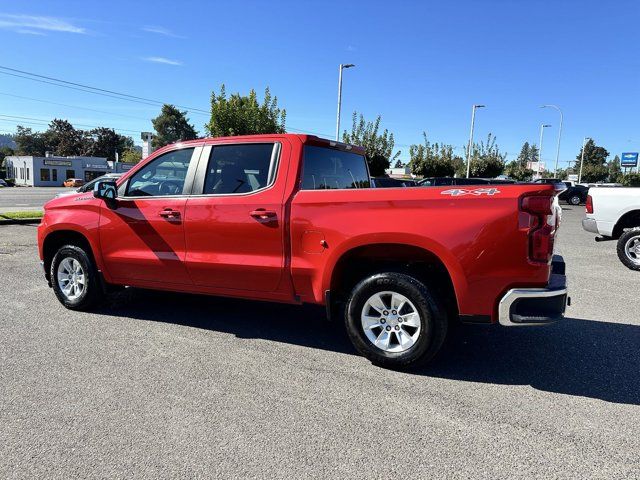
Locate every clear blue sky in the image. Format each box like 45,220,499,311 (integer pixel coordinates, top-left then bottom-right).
1,0,638,167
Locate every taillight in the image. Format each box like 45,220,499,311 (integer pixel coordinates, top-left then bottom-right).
520,195,556,264
586,195,593,214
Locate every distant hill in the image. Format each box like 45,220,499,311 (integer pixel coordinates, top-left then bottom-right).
0,134,16,149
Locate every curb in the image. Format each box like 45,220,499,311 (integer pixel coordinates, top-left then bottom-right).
0,218,42,225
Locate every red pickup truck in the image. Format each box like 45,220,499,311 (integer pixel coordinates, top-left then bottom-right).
37,134,568,368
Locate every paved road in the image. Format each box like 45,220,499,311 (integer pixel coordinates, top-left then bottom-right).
0,187,68,213
0,208,638,478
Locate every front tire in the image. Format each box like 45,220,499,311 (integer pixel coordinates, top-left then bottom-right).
51,245,103,310
617,228,640,271
344,272,448,369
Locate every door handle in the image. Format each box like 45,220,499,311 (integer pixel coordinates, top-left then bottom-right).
250,209,277,221
159,208,181,219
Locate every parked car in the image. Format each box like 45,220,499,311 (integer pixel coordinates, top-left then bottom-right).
558,182,589,205
63,178,85,188
371,177,417,187
583,187,640,270
0,179,7,188
38,134,568,369
56,173,122,198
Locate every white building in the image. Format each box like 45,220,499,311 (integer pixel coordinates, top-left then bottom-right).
5,154,134,187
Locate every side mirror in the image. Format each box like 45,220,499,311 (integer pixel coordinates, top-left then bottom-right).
93,180,118,209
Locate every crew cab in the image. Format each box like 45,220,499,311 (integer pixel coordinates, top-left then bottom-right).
583,187,640,270
38,134,568,368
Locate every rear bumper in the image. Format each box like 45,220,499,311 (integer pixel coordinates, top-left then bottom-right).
498,255,568,326
582,217,599,234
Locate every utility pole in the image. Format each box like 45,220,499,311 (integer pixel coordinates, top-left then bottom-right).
578,136,590,183
538,124,551,178
541,105,563,177
466,104,485,178
335,63,355,141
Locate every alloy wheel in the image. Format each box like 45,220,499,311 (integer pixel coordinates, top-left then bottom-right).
360,291,421,353
57,257,86,301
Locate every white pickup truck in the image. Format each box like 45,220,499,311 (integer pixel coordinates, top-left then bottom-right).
582,187,640,270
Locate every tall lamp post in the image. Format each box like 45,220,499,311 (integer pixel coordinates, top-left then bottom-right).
541,105,563,177
335,63,355,141
466,104,485,178
578,137,591,183
538,123,552,178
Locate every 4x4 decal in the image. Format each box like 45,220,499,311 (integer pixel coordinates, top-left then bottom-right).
441,188,501,196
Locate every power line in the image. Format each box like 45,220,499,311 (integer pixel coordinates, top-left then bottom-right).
0,65,334,137
0,65,209,114
0,70,162,109
0,92,152,122
0,114,140,134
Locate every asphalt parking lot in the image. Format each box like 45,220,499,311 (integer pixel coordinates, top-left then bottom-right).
0,207,638,478
0,187,68,213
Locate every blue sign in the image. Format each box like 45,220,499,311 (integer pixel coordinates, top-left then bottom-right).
621,152,638,167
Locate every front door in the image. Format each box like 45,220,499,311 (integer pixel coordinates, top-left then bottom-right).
184,141,288,292
99,147,200,285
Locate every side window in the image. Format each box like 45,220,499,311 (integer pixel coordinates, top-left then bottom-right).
203,143,277,195
126,148,195,197
301,146,370,190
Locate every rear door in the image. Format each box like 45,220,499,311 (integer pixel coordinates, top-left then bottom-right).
183,140,289,291
99,147,200,285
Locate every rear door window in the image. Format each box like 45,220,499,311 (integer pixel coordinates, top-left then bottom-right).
301,146,370,190
203,143,278,195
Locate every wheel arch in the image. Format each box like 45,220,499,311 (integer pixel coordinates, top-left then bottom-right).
325,241,463,320
613,209,640,238
42,229,100,281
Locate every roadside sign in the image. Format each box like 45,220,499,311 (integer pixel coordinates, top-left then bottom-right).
621,152,638,167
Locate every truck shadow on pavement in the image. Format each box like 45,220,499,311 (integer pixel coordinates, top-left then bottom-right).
97,288,640,406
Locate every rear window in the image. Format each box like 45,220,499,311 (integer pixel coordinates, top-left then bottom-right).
301,146,370,190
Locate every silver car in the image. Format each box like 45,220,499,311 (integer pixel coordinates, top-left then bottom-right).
55,173,122,198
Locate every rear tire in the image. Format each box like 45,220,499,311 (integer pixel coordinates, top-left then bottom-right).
617,228,640,271
51,245,103,310
568,195,581,206
344,272,448,369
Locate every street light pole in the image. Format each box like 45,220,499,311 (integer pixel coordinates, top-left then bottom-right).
335,63,355,141
538,124,551,178
466,104,485,178
578,136,590,184
541,105,563,177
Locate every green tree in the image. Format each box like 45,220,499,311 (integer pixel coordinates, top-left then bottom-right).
505,160,533,181
580,163,609,183
467,133,506,178
622,173,640,187
342,112,400,176
576,139,609,182
205,85,286,137
0,146,14,178
43,119,86,156
409,132,459,177
120,148,142,164
14,126,47,156
86,127,134,161
577,139,609,167
152,104,198,148
608,154,622,183
506,141,536,180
